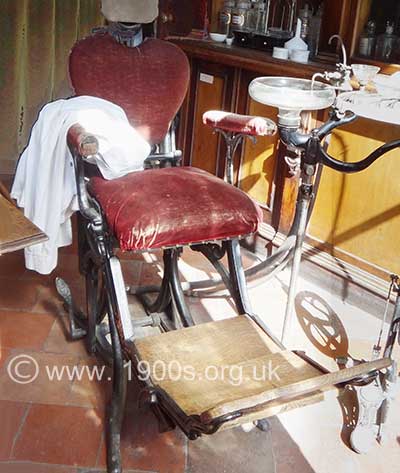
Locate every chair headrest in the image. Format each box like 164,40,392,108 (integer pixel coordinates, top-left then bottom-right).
101,0,158,23
69,33,190,145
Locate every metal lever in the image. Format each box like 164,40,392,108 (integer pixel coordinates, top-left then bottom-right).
55,277,87,340
315,110,357,140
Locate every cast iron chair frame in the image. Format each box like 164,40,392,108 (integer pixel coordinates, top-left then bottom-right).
59,120,289,472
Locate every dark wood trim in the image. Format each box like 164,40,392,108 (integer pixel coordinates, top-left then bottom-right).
169,37,336,78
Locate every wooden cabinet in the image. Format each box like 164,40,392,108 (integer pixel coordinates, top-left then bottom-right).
308,118,400,277
173,38,400,285
209,0,400,73
182,60,237,177
157,0,211,38
347,0,400,74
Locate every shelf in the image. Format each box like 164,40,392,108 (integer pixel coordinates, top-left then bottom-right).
169,37,336,78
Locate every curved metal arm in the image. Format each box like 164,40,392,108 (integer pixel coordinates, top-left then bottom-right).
319,138,400,173
329,34,348,68
316,111,357,140
280,111,358,149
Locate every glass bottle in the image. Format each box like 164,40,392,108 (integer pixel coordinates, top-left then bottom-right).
308,3,323,58
219,0,235,35
269,0,296,35
299,3,312,41
232,1,251,32
375,21,398,62
247,0,261,32
358,20,376,57
256,0,271,34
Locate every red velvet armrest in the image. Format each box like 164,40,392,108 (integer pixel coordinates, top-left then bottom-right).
67,123,99,157
203,111,277,137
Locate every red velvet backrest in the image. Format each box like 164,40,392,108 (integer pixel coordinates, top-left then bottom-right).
69,33,190,145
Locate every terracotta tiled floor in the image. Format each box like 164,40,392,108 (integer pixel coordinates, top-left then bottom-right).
0,241,399,473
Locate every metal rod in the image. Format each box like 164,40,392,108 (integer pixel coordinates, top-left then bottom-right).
281,180,312,345
169,249,195,327
226,239,252,315
372,275,398,359
384,283,400,359
104,258,127,473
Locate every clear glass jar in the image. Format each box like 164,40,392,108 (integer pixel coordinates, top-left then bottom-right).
308,3,323,58
375,21,398,62
232,1,251,31
358,20,376,58
219,0,235,35
246,0,259,31
299,3,312,40
269,0,297,35
254,0,271,34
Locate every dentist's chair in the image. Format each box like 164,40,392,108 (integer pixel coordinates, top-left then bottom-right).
60,28,392,473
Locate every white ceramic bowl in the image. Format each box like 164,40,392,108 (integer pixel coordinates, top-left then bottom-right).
351,64,381,85
249,77,336,111
273,47,289,60
289,49,310,64
209,32,227,43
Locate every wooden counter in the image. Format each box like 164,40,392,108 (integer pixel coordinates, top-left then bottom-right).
0,194,47,254
172,38,400,289
170,37,335,78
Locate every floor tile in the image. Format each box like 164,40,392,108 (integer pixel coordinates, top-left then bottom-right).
97,406,186,473
0,351,80,405
0,462,77,473
121,259,143,287
78,470,153,473
0,347,11,370
53,254,82,283
0,251,26,279
0,401,28,461
0,279,39,312
0,310,55,350
1,222,400,473
32,283,68,315
269,417,316,473
68,359,112,409
187,425,275,473
138,261,163,287
13,404,103,468
33,279,86,316
43,317,88,357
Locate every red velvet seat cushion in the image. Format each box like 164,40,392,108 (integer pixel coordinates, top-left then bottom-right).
88,167,262,251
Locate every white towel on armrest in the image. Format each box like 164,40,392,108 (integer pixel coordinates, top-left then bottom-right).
11,96,151,274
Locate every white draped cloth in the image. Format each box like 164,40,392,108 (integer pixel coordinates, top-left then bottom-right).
11,96,150,274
